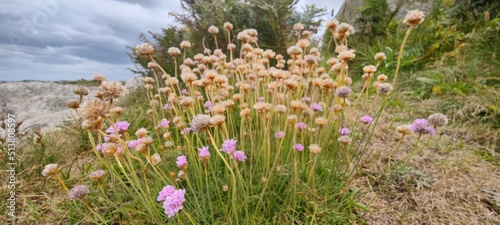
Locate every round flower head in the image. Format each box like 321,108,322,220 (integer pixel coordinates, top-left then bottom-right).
180,41,191,49
232,151,247,162
176,155,188,170
208,25,219,34
340,127,350,135
309,144,321,154
294,144,304,152
93,73,106,83
336,86,352,98
374,52,387,61
73,85,89,96
410,118,435,135
223,22,233,30
396,125,412,136
190,114,211,132
198,146,211,161
42,163,58,177
66,100,80,109
310,103,322,111
428,113,448,127
338,135,352,145
168,47,181,57
404,9,425,26
296,122,307,130
376,83,393,95
274,131,285,139
162,188,186,218
360,115,373,124
135,42,154,56
106,121,130,134
90,170,106,181
157,185,176,202
150,153,161,166
293,22,304,31
68,185,89,200
99,80,125,99
221,139,237,154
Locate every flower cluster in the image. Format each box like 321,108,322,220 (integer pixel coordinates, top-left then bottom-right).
157,185,186,218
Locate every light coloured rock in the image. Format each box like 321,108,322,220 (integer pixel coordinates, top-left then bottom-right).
125,76,145,90
0,82,96,135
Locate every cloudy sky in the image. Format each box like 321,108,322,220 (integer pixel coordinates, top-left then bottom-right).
0,0,344,82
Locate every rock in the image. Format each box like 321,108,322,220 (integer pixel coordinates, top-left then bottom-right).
0,82,98,135
125,76,145,90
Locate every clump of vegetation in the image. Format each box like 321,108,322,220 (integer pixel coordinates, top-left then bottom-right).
32,8,450,223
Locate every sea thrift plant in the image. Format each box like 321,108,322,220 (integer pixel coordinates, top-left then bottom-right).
53,10,443,224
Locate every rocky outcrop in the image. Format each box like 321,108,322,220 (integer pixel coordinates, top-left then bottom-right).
336,0,434,23
0,76,144,135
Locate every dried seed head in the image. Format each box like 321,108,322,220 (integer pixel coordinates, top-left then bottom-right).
404,9,425,26
93,73,106,83
180,41,191,49
309,144,321,154
73,86,89,96
210,115,226,126
208,25,219,34
326,19,339,31
150,153,161,166
90,170,106,181
168,47,181,57
190,114,211,132
66,100,80,109
42,163,58,177
338,135,352,145
376,83,393,95
224,22,233,31
135,43,154,56
338,49,356,61
428,113,448,127
99,81,125,99
293,22,304,31
396,125,412,135
374,52,387,61
69,185,89,200
336,86,352,98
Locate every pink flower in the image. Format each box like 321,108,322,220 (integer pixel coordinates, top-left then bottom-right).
310,103,322,111
360,115,373,124
96,143,105,152
176,155,188,170
157,185,176,201
221,139,237,154
157,186,186,218
340,127,350,135
163,103,170,110
204,101,212,109
160,118,170,128
410,118,435,135
105,121,130,134
181,89,188,95
232,151,246,162
296,122,307,130
274,131,285,139
180,128,191,135
127,139,141,149
259,96,265,102
301,96,311,102
294,143,304,152
198,146,211,160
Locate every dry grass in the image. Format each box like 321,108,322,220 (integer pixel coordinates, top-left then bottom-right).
353,96,500,224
